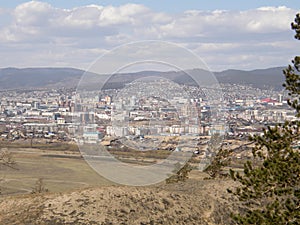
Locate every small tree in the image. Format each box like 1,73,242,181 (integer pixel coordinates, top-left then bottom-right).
207,133,223,153
204,148,233,179
31,178,48,194
203,133,231,179
165,162,193,184
228,14,300,225
0,149,15,168
0,149,16,194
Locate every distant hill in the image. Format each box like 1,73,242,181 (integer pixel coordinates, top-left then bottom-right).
0,67,84,90
0,67,286,90
214,67,286,90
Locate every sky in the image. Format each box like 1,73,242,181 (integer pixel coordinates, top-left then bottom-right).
0,0,299,71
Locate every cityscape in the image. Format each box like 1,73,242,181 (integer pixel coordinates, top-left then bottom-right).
0,0,299,224
0,76,291,154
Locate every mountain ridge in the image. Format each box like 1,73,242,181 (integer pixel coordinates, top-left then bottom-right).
0,66,286,90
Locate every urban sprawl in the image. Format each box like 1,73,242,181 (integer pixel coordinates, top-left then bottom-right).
0,79,293,158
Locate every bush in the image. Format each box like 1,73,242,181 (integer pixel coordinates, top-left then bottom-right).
165,162,192,184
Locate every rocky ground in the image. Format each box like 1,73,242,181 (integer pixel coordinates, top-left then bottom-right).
0,174,238,225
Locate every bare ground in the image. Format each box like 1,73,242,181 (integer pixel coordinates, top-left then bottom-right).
0,176,238,225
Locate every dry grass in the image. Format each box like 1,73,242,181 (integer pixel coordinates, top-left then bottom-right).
0,148,112,195
0,174,238,225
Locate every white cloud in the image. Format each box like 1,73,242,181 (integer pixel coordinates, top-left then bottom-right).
154,6,296,40
14,1,53,26
0,1,298,70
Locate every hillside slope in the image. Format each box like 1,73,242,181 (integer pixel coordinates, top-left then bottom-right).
0,178,237,225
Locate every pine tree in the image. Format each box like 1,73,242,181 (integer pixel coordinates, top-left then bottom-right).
228,14,300,225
